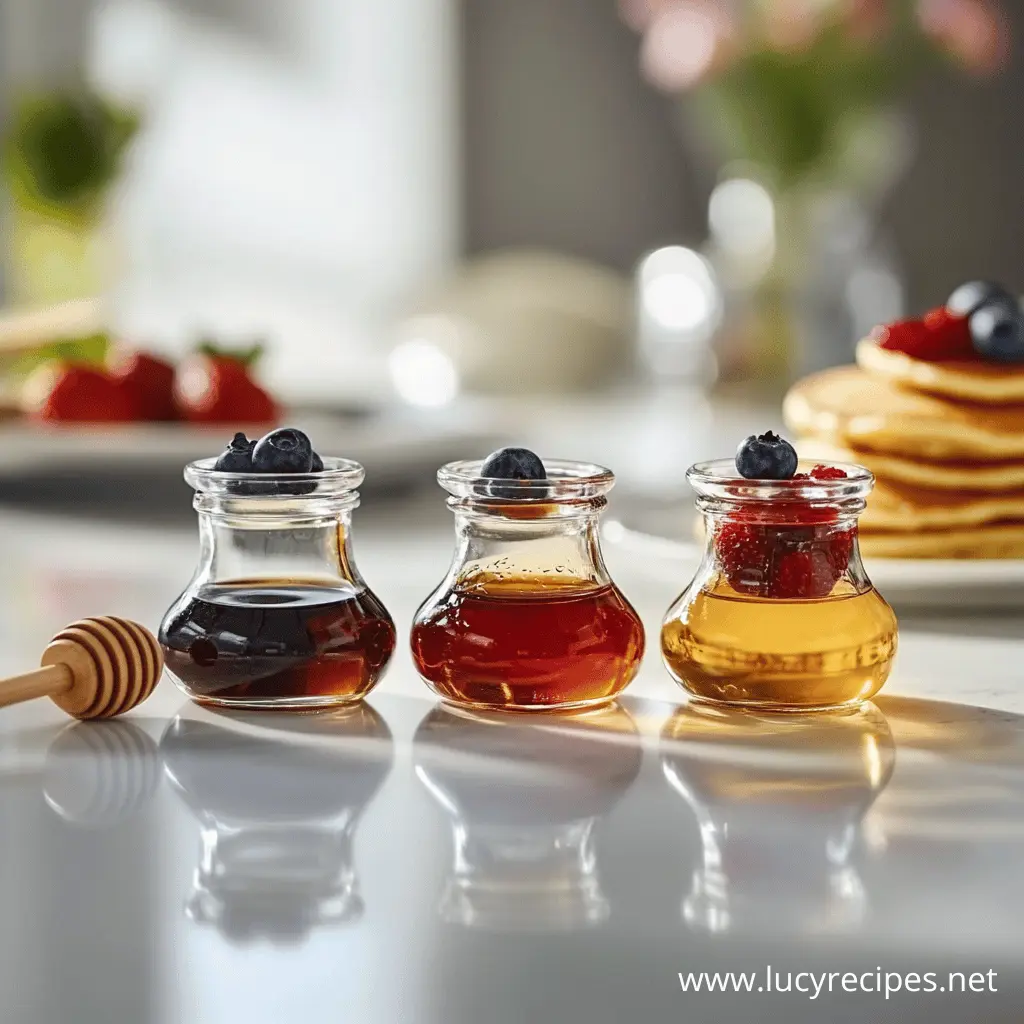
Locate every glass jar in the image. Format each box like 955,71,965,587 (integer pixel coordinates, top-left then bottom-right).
159,458,395,710
661,460,897,711
411,459,645,712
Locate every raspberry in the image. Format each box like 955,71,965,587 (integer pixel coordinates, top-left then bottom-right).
770,549,837,599
828,528,854,574
813,522,855,575
715,521,769,595
876,310,973,361
717,509,854,598
809,464,848,481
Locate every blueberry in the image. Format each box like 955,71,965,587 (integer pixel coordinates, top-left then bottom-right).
214,432,255,473
969,298,1024,363
228,477,279,496
276,453,323,496
271,450,325,495
947,280,1014,318
735,431,798,480
251,427,314,474
479,446,547,499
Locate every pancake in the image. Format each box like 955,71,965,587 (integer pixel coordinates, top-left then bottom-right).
859,523,1024,559
857,337,1024,405
783,365,1024,461
796,437,1024,492
862,478,1024,533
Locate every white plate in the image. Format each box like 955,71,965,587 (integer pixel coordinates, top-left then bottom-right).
603,500,1024,610
0,405,494,485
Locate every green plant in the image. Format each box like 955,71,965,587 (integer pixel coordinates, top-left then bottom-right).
697,19,937,188
3,91,139,222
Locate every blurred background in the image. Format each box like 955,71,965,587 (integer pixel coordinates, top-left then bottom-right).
0,0,1017,495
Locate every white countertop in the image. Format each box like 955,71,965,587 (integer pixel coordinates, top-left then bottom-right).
1,497,1023,1023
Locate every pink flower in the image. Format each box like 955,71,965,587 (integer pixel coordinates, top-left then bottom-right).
618,0,667,33
841,0,891,45
639,1,738,90
760,0,824,53
918,0,1011,75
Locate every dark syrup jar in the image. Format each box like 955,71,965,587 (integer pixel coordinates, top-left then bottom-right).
160,458,395,711
411,459,645,712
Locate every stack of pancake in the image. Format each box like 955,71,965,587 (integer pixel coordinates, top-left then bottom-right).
783,338,1024,559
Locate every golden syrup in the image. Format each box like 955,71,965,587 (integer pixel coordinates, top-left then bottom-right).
661,575,897,711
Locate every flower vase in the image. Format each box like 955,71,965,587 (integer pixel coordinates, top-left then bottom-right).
698,108,913,385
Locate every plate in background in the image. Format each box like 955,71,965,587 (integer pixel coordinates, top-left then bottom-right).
604,495,1024,610
0,405,494,487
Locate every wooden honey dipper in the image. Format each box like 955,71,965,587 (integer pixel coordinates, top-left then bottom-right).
0,617,163,720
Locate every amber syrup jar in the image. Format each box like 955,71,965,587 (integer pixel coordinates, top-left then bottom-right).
160,458,395,710
661,460,897,711
411,459,645,712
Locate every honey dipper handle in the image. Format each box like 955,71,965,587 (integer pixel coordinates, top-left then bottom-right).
0,664,72,708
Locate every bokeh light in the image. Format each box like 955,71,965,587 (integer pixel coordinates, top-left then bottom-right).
388,335,460,408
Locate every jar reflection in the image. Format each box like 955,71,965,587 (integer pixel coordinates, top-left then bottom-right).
161,703,393,944
857,697,1024,946
413,703,642,931
660,701,894,935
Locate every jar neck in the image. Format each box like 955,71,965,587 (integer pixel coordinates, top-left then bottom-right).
446,500,611,590
192,495,362,588
697,504,871,596
698,496,866,526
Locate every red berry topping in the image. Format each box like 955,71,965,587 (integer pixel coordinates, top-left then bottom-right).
809,464,848,481
876,309,974,362
922,306,953,329
715,521,769,595
770,550,837,599
827,527,855,575
715,514,855,599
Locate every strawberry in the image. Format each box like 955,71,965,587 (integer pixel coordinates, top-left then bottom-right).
715,521,769,595
174,343,277,425
770,549,837,599
24,362,138,423
108,347,177,420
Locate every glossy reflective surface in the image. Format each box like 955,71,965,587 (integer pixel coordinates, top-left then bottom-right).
1,502,1023,1022
7,689,1024,1022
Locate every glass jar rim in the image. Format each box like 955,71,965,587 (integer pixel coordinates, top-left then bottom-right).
185,456,365,497
687,459,873,503
438,458,615,501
